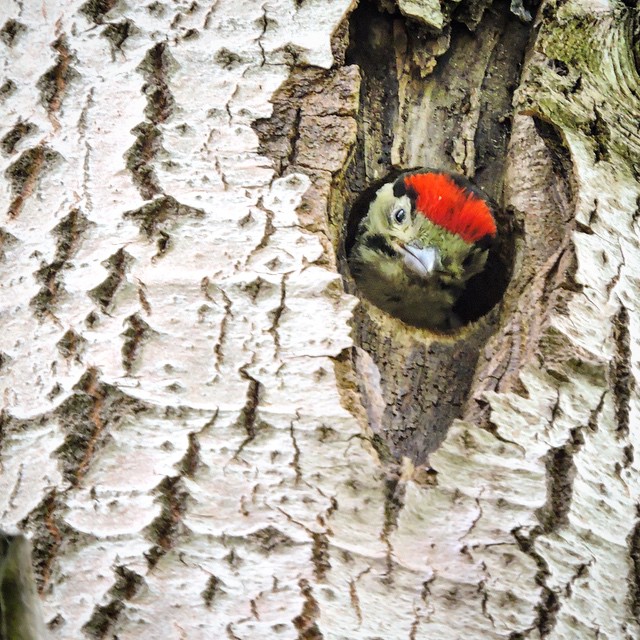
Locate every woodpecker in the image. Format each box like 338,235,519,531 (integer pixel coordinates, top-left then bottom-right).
348,169,497,331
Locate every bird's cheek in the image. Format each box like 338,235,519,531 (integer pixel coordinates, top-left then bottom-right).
439,271,462,287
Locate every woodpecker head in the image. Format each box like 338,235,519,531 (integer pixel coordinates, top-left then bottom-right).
348,170,497,330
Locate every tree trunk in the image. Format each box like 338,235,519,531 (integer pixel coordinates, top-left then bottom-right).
1,0,638,638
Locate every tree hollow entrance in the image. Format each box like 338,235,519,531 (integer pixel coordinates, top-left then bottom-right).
337,0,532,463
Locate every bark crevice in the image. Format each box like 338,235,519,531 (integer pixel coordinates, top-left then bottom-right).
6,145,60,219
124,43,176,200
628,509,640,627
612,305,632,437
31,209,92,318
82,566,144,639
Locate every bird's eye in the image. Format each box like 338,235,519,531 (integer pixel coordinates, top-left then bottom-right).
462,253,475,268
393,208,406,224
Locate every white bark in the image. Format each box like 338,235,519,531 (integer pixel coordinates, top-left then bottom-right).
0,1,638,639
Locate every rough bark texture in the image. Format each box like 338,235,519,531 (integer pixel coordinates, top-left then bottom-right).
1,0,639,639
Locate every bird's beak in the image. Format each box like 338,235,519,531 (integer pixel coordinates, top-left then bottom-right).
399,242,441,279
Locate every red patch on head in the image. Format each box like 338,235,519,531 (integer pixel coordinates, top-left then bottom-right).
404,173,497,244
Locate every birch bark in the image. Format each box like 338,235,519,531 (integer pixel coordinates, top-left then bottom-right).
0,1,638,639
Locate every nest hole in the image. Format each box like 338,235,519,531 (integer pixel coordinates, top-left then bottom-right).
343,167,514,332
331,0,531,463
